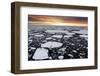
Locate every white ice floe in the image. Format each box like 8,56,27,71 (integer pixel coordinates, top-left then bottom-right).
58,56,64,60
34,34,44,37
68,54,73,58
29,33,34,36
72,50,77,53
80,53,85,55
31,47,36,50
80,35,88,40
46,37,52,40
49,57,52,60
72,30,87,34
64,35,71,38
66,33,75,36
41,41,63,48
80,35,88,38
52,35,62,38
59,48,66,51
46,30,69,34
32,48,49,59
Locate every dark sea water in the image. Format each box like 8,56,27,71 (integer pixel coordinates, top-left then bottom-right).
28,24,88,61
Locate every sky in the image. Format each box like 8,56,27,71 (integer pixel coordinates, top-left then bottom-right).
28,15,88,27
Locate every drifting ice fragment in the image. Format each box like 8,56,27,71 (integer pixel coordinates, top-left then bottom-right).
33,48,49,60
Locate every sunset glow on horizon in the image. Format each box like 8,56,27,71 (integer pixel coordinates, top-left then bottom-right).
28,15,88,27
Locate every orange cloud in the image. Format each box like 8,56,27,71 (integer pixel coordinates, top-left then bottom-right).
28,15,88,27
